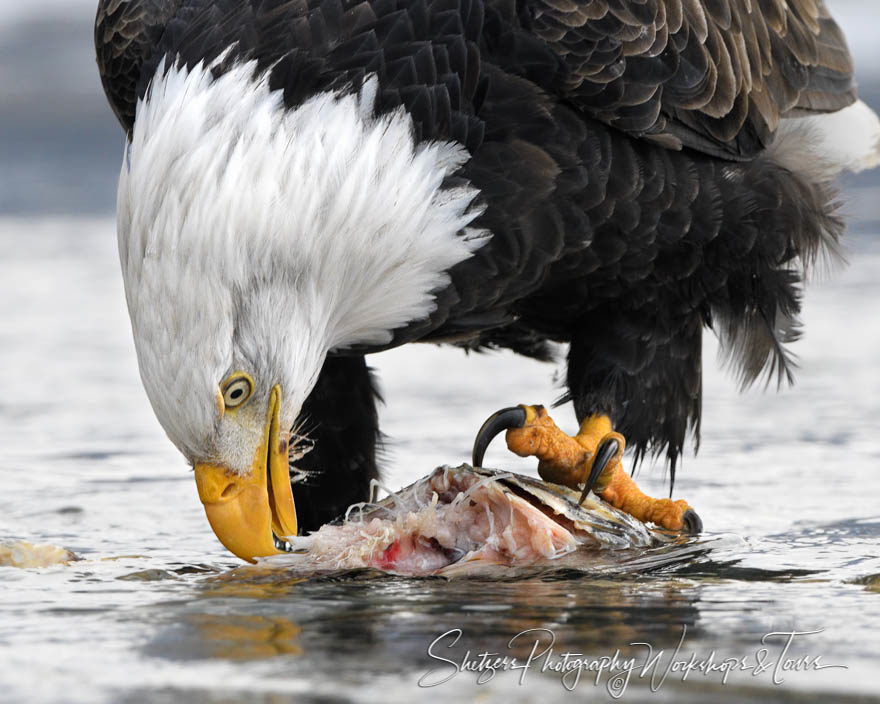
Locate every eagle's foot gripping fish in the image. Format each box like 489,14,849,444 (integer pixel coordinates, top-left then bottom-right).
272,465,666,576
472,405,702,534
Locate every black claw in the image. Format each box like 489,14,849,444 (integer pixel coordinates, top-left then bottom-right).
471,406,528,467
578,438,620,505
682,509,703,534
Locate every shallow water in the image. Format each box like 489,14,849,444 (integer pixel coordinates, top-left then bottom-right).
1,208,879,702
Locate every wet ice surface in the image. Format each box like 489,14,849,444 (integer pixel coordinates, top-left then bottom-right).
1,211,880,703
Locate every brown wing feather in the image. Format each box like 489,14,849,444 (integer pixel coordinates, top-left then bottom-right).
95,0,184,132
523,0,857,158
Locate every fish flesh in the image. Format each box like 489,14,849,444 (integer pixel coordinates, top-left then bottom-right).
267,464,670,576
0,541,77,568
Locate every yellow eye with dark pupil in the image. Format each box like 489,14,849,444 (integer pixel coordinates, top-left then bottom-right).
221,374,253,409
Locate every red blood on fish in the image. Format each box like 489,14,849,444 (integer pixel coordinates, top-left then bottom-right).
377,539,402,569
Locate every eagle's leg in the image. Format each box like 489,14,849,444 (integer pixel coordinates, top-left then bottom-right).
473,405,701,533
289,355,381,533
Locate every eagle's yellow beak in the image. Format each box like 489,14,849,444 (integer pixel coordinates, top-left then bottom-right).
193,385,298,562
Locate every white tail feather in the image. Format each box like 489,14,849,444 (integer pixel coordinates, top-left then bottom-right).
773,100,880,179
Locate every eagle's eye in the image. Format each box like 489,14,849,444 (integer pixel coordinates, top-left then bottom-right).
221,373,254,409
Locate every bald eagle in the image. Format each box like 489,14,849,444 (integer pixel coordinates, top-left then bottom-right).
95,0,880,561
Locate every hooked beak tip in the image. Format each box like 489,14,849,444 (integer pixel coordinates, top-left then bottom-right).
193,385,298,562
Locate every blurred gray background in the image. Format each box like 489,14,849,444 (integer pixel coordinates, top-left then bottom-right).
2,0,880,217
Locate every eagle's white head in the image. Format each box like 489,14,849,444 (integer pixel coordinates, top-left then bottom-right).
116,57,487,560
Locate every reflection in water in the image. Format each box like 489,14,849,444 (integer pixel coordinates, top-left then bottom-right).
181,614,303,660
157,550,714,677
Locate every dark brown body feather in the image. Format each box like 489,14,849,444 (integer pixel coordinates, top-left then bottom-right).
96,0,854,522
522,0,855,157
